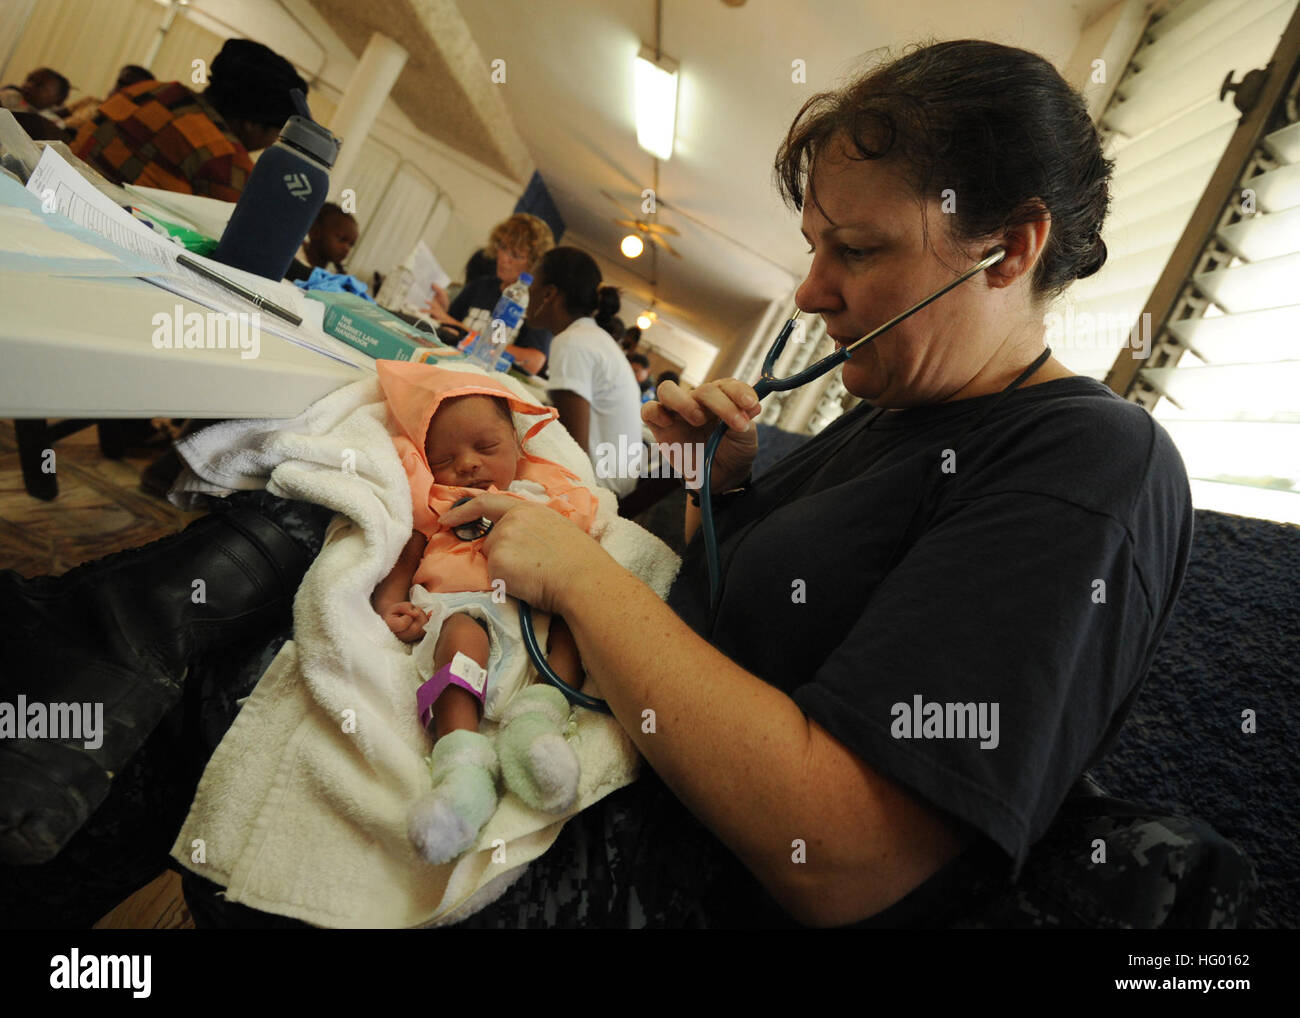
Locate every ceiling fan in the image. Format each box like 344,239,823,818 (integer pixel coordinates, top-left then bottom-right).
601,189,682,258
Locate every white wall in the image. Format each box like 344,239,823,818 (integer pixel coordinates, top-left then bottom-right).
1,0,524,285
1062,0,1153,117
639,319,718,386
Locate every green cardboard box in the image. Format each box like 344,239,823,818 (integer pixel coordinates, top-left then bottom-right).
305,290,459,362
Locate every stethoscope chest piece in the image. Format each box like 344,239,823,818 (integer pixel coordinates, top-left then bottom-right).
450,496,493,541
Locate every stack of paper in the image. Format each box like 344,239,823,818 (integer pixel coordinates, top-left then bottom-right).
21,147,364,370
0,179,158,277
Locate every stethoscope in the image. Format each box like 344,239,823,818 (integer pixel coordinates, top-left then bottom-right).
453,247,1008,716
700,246,1008,619
448,496,613,714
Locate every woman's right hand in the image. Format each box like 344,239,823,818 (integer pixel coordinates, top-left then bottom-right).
642,378,762,492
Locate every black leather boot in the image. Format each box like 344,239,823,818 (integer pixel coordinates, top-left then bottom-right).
0,505,316,865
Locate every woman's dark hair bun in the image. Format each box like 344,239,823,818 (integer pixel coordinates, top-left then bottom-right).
1076,234,1108,280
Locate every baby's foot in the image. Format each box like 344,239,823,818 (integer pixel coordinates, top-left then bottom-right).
497,686,580,814
407,730,499,865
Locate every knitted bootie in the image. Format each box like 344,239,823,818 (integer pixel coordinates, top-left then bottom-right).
496,685,580,814
408,729,500,865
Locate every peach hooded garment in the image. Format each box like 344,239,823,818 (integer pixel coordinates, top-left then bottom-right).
375,361,599,594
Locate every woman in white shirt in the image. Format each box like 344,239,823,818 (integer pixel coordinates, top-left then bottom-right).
526,248,645,498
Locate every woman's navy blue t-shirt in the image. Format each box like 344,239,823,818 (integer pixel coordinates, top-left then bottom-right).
662,375,1193,922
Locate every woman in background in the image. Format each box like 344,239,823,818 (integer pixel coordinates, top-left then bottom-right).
529,248,644,499
0,67,70,121
426,213,555,374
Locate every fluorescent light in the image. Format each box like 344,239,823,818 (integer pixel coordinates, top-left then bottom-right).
621,234,644,258
635,46,678,161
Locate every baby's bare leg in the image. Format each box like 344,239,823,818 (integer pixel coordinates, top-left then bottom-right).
545,616,585,691
429,614,489,741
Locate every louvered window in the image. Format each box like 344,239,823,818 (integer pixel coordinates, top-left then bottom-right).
1098,0,1300,523
737,0,1300,522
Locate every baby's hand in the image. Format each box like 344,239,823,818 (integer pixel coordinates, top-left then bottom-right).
384,602,430,644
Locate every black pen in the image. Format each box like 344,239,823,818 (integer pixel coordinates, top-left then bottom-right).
175,252,304,327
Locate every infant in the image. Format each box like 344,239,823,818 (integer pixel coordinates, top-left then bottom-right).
373,363,597,864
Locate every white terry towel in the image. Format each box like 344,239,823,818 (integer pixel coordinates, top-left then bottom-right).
168,370,680,927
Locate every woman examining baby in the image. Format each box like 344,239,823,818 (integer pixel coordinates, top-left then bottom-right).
0,40,1195,929
437,39,1192,927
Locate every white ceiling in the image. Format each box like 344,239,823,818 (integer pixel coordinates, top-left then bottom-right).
177,0,1122,359
454,0,1123,357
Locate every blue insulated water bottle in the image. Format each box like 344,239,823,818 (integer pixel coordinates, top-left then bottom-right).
212,90,341,280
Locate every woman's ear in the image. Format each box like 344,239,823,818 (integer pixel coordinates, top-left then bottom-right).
984,204,1051,291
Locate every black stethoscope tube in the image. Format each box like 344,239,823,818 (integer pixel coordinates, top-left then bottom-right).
517,600,612,714
445,495,613,714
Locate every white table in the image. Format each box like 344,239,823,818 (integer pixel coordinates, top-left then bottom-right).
1,272,366,418
1,270,367,498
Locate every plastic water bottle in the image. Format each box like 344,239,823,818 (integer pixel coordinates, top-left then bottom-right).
466,333,495,370
478,273,531,365
212,90,341,280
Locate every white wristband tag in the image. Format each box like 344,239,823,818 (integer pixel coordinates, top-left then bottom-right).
451,651,488,695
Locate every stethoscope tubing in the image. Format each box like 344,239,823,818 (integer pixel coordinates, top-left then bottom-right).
517,600,612,714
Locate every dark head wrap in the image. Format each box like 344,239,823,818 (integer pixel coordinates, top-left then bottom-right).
206,38,308,126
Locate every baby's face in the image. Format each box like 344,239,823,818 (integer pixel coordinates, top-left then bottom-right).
425,396,519,492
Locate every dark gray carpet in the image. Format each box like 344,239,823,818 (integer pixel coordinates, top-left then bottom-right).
1089,508,1299,928
634,423,1299,928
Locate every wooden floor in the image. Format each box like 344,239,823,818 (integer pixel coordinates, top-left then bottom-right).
1,418,201,928
93,870,193,930
0,419,205,576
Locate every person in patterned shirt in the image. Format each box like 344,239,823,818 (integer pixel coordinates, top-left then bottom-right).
71,39,306,202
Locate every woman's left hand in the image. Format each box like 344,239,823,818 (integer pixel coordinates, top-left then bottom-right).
439,494,612,613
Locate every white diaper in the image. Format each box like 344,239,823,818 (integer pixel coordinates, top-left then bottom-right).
407,479,555,723
407,587,550,723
